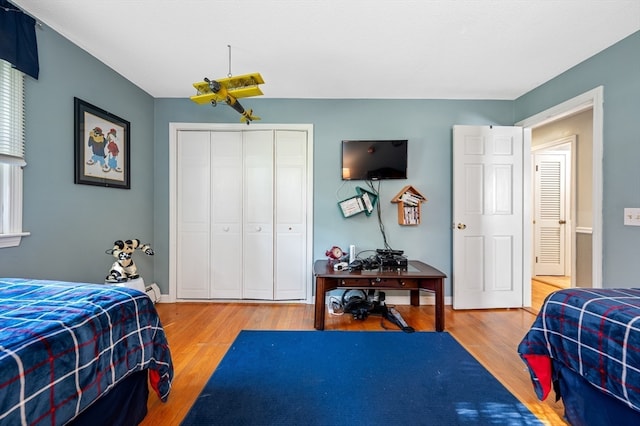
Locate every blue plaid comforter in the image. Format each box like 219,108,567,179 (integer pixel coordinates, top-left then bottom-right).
0,278,173,425
518,288,640,413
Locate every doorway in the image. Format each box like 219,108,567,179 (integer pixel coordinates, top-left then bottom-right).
517,86,603,307
531,136,576,290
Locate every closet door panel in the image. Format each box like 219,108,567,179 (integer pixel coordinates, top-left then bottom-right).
210,132,243,298
274,131,307,300
243,131,274,299
176,131,211,299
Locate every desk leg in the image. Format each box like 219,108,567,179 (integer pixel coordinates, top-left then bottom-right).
435,278,444,332
314,277,326,330
410,290,419,306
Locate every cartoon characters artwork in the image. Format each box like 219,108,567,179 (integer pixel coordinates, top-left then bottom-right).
75,98,130,188
86,126,123,174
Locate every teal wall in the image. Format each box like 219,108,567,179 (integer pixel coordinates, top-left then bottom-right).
0,26,157,284
153,99,513,296
515,31,640,287
2,22,639,296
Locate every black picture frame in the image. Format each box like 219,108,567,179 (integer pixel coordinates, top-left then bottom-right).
74,97,130,189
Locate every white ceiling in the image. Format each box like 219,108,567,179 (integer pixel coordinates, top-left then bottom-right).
10,0,640,100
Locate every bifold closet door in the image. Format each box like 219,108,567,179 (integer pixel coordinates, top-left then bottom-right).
274,130,307,300
176,130,211,299
176,128,307,301
210,132,243,298
242,131,275,299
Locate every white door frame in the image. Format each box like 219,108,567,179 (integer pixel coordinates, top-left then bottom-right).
168,122,315,304
517,86,603,301
532,137,576,280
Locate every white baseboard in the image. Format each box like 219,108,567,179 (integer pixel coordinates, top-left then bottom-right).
156,292,452,306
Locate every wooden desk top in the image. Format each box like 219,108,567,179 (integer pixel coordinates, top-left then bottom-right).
313,259,446,279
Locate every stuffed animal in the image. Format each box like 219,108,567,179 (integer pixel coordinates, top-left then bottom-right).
325,246,345,263
105,239,154,283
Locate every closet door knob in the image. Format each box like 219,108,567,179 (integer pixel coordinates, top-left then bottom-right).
256,226,262,232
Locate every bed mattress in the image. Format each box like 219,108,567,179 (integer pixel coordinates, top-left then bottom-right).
0,278,173,425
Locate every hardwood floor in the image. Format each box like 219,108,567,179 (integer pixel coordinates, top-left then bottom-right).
142,302,568,425
530,279,562,314
534,275,570,289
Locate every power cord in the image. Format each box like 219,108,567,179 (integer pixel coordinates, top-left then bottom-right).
364,179,395,251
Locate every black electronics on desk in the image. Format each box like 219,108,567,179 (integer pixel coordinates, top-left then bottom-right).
375,249,408,268
348,249,408,271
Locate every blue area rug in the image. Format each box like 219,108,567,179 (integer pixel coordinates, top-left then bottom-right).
181,331,541,425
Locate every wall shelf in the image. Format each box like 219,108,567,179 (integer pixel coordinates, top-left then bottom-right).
391,185,427,225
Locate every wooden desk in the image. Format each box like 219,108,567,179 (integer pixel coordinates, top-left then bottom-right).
313,259,446,331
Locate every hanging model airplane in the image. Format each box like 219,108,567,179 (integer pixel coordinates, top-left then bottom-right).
190,72,265,124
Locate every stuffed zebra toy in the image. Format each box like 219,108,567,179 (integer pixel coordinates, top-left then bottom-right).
105,238,154,283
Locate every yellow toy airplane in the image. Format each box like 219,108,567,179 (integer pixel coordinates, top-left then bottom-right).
190,72,264,124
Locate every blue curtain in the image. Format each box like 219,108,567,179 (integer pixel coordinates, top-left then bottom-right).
0,0,39,79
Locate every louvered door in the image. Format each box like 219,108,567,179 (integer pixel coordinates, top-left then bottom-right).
533,153,567,275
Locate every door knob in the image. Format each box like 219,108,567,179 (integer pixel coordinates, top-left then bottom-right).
457,223,467,230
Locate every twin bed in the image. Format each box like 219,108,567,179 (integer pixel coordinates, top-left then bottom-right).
10,277,640,424
519,287,640,425
0,278,173,425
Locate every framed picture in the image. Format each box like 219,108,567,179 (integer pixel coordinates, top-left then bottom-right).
74,97,130,189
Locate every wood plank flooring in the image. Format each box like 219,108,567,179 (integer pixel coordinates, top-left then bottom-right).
141,295,568,425
534,275,570,289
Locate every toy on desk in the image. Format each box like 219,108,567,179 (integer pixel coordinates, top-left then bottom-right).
325,246,345,264
105,238,154,283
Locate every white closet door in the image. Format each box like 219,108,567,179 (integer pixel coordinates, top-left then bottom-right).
243,130,274,299
210,132,243,298
274,130,307,300
176,131,211,299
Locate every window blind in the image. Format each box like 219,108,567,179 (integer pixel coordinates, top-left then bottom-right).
0,59,26,167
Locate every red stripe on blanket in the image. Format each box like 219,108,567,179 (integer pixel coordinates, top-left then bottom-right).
522,353,552,400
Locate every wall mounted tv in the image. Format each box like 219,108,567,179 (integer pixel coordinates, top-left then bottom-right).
341,139,408,180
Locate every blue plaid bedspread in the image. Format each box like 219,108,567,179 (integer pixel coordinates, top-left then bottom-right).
518,288,640,413
0,278,173,425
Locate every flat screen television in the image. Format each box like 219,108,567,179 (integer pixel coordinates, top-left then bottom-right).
341,139,408,180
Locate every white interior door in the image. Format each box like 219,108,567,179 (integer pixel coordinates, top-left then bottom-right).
533,152,569,276
453,125,525,309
